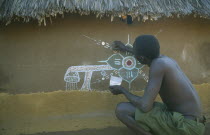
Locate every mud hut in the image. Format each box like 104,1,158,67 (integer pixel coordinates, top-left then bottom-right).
1,0,210,25
1,0,210,92
0,0,210,135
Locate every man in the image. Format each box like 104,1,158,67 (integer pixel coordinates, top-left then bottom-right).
109,35,206,135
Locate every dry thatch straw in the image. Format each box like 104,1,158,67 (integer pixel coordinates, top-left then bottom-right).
0,0,210,25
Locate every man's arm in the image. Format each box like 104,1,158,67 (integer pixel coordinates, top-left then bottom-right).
121,60,165,112
112,41,134,54
124,45,133,54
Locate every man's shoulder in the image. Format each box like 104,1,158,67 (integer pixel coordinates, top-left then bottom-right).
151,56,174,72
151,56,167,67
154,55,176,65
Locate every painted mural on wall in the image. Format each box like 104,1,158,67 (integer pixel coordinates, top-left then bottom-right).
64,35,149,90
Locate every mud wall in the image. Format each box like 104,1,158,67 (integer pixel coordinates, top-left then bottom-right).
0,14,210,93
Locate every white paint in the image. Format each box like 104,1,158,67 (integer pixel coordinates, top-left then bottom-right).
182,46,187,61
64,34,149,91
122,56,136,70
139,69,149,82
201,72,207,78
143,15,148,22
125,34,133,55
155,29,163,37
64,65,113,90
83,35,111,49
81,71,93,90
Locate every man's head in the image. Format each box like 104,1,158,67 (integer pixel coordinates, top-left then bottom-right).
133,35,160,64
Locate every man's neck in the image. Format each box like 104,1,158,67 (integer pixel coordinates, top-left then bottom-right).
147,54,162,67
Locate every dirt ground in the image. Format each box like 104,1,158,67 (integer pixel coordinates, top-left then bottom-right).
0,83,209,135
22,123,210,135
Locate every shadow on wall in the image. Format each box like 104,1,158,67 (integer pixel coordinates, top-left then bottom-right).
199,42,210,70
198,42,210,82
181,42,210,84
0,67,10,92
21,124,210,135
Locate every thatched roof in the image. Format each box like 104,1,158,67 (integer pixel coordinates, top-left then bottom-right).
0,0,210,25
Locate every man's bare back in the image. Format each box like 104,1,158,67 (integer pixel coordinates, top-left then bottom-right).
153,55,202,117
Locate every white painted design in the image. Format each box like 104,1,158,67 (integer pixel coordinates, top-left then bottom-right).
155,29,163,37
100,70,106,80
64,65,113,90
83,35,111,49
81,71,92,90
64,72,80,90
139,69,149,82
64,34,149,90
125,34,133,55
182,45,187,61
122,56,136,70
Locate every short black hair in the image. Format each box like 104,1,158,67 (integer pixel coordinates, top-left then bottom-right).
133,35,160,59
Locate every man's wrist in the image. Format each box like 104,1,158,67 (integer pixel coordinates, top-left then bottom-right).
121,87,127,94
125,46,133,54
124,46,129,52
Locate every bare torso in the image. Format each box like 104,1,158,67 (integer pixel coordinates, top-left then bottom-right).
157,55,202,117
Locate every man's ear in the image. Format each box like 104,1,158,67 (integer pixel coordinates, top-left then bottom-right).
145,56,151,60
143,56,150,63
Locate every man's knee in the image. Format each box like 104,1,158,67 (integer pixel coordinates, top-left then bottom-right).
115,102,126,120
115,102,135,118
115,102,125,116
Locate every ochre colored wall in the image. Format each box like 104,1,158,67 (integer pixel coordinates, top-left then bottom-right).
0,14,210,135
0,14,210,93
0,84,209,135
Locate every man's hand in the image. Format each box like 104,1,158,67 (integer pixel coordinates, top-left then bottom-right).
109,85,125,95
111,41,126,52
